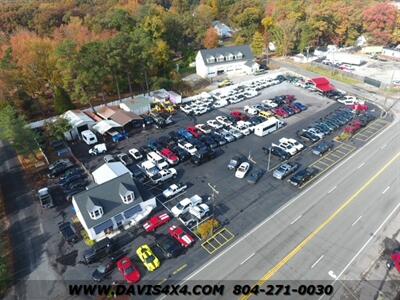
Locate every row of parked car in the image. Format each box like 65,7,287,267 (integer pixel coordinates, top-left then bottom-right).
180,75,285,116
47,159,89,201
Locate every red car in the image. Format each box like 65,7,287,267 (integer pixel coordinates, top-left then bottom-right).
143,213,171,232
117,257,141,283
344,120,362,134
160,148,179,165
284,95,296,104
168,225,195,248
272,107,289,118
230,111,249,121
187,127,202,138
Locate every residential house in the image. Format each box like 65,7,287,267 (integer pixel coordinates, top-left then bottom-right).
195,45,259,79
212,21,234,39
72,173,156,241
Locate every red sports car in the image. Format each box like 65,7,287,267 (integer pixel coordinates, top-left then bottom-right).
117,257,141,283
143,213,171,232
160,148,179,165
187,127,202,138
230,111,249,121
168,225,195,248
272,107,289,118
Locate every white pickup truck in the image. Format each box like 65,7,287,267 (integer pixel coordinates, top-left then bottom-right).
150,168,177,184
171,194,202,217
179,203,210,227
162,183,187,199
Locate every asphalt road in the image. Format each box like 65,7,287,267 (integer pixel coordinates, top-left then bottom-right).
178,111,399,299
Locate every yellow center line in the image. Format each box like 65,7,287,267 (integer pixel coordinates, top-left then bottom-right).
241,151,400,300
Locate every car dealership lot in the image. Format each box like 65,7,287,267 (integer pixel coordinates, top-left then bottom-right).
53,79,389,284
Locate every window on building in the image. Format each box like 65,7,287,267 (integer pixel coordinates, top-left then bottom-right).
237,52,243,59
123,192,134,204
90,207,103,220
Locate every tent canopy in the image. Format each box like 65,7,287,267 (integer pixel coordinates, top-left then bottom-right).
93,120,122,135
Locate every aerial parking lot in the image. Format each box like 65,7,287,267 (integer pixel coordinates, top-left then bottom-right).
40,73,389,286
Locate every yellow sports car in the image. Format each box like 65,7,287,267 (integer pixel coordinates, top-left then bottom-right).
136,244,160,272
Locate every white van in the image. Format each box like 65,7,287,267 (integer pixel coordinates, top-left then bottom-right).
81,130,98,145
146,151,169,170
88,143,107,156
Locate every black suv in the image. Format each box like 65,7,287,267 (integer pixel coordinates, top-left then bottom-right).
156,235,183,258
48,160,74,178
191,148,216,165
262,146,290,161
83,238,114,264
58,222,79,244
288,167,318,187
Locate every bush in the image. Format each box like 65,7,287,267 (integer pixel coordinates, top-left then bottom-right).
81,230,96,247
196,219,220,240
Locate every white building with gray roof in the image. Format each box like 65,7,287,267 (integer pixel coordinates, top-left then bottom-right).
195,45,259,79
72,173,156,241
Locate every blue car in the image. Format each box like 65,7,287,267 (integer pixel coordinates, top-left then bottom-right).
177,128,193,140
293,102,307,111
147,138,163,151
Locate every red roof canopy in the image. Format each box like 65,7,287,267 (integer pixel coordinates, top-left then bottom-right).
391,252,400,273
309,77,335,92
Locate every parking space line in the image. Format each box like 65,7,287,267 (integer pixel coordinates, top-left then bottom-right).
324,156,337,163
172,264,187,275
201,227,235,255
316,160,331,167
312,165,324,171
335,150,347,155
329,153,342,159
157,278,167,285
352,119,389,142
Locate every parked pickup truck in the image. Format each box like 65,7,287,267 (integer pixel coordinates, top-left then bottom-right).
37,187,54,208
150,168,177,184
179,203,210,227
162,183,187,199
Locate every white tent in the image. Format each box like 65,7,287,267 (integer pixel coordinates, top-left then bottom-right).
92,162,132,185
93,120,122,135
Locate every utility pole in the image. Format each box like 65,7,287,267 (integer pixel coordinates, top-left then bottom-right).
266,148,272,172
207,183,219,235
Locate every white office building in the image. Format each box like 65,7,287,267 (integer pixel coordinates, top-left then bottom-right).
195,45,259,79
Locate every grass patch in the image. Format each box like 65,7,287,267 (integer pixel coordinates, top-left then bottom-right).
304,65,360,85
196,219,220,240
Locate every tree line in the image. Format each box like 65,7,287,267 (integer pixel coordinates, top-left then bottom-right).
0,0,398,121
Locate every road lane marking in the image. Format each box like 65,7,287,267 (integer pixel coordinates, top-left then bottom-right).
382,186,390,194
380,144,387,149
241,151,400,300
327,186,337,194
240,253,255,265
357,162,365,169
325,197,400,295
182,121,397,284
290,215,302,225
351,216,362,227
311,255,324,269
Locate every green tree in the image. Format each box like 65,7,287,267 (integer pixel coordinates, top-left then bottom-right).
44,117,72,141
251,31,264,57
0,105,39,158
54,86,74,114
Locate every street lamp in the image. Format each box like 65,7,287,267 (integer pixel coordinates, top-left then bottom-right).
328,271,358,300
207,183,219,235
